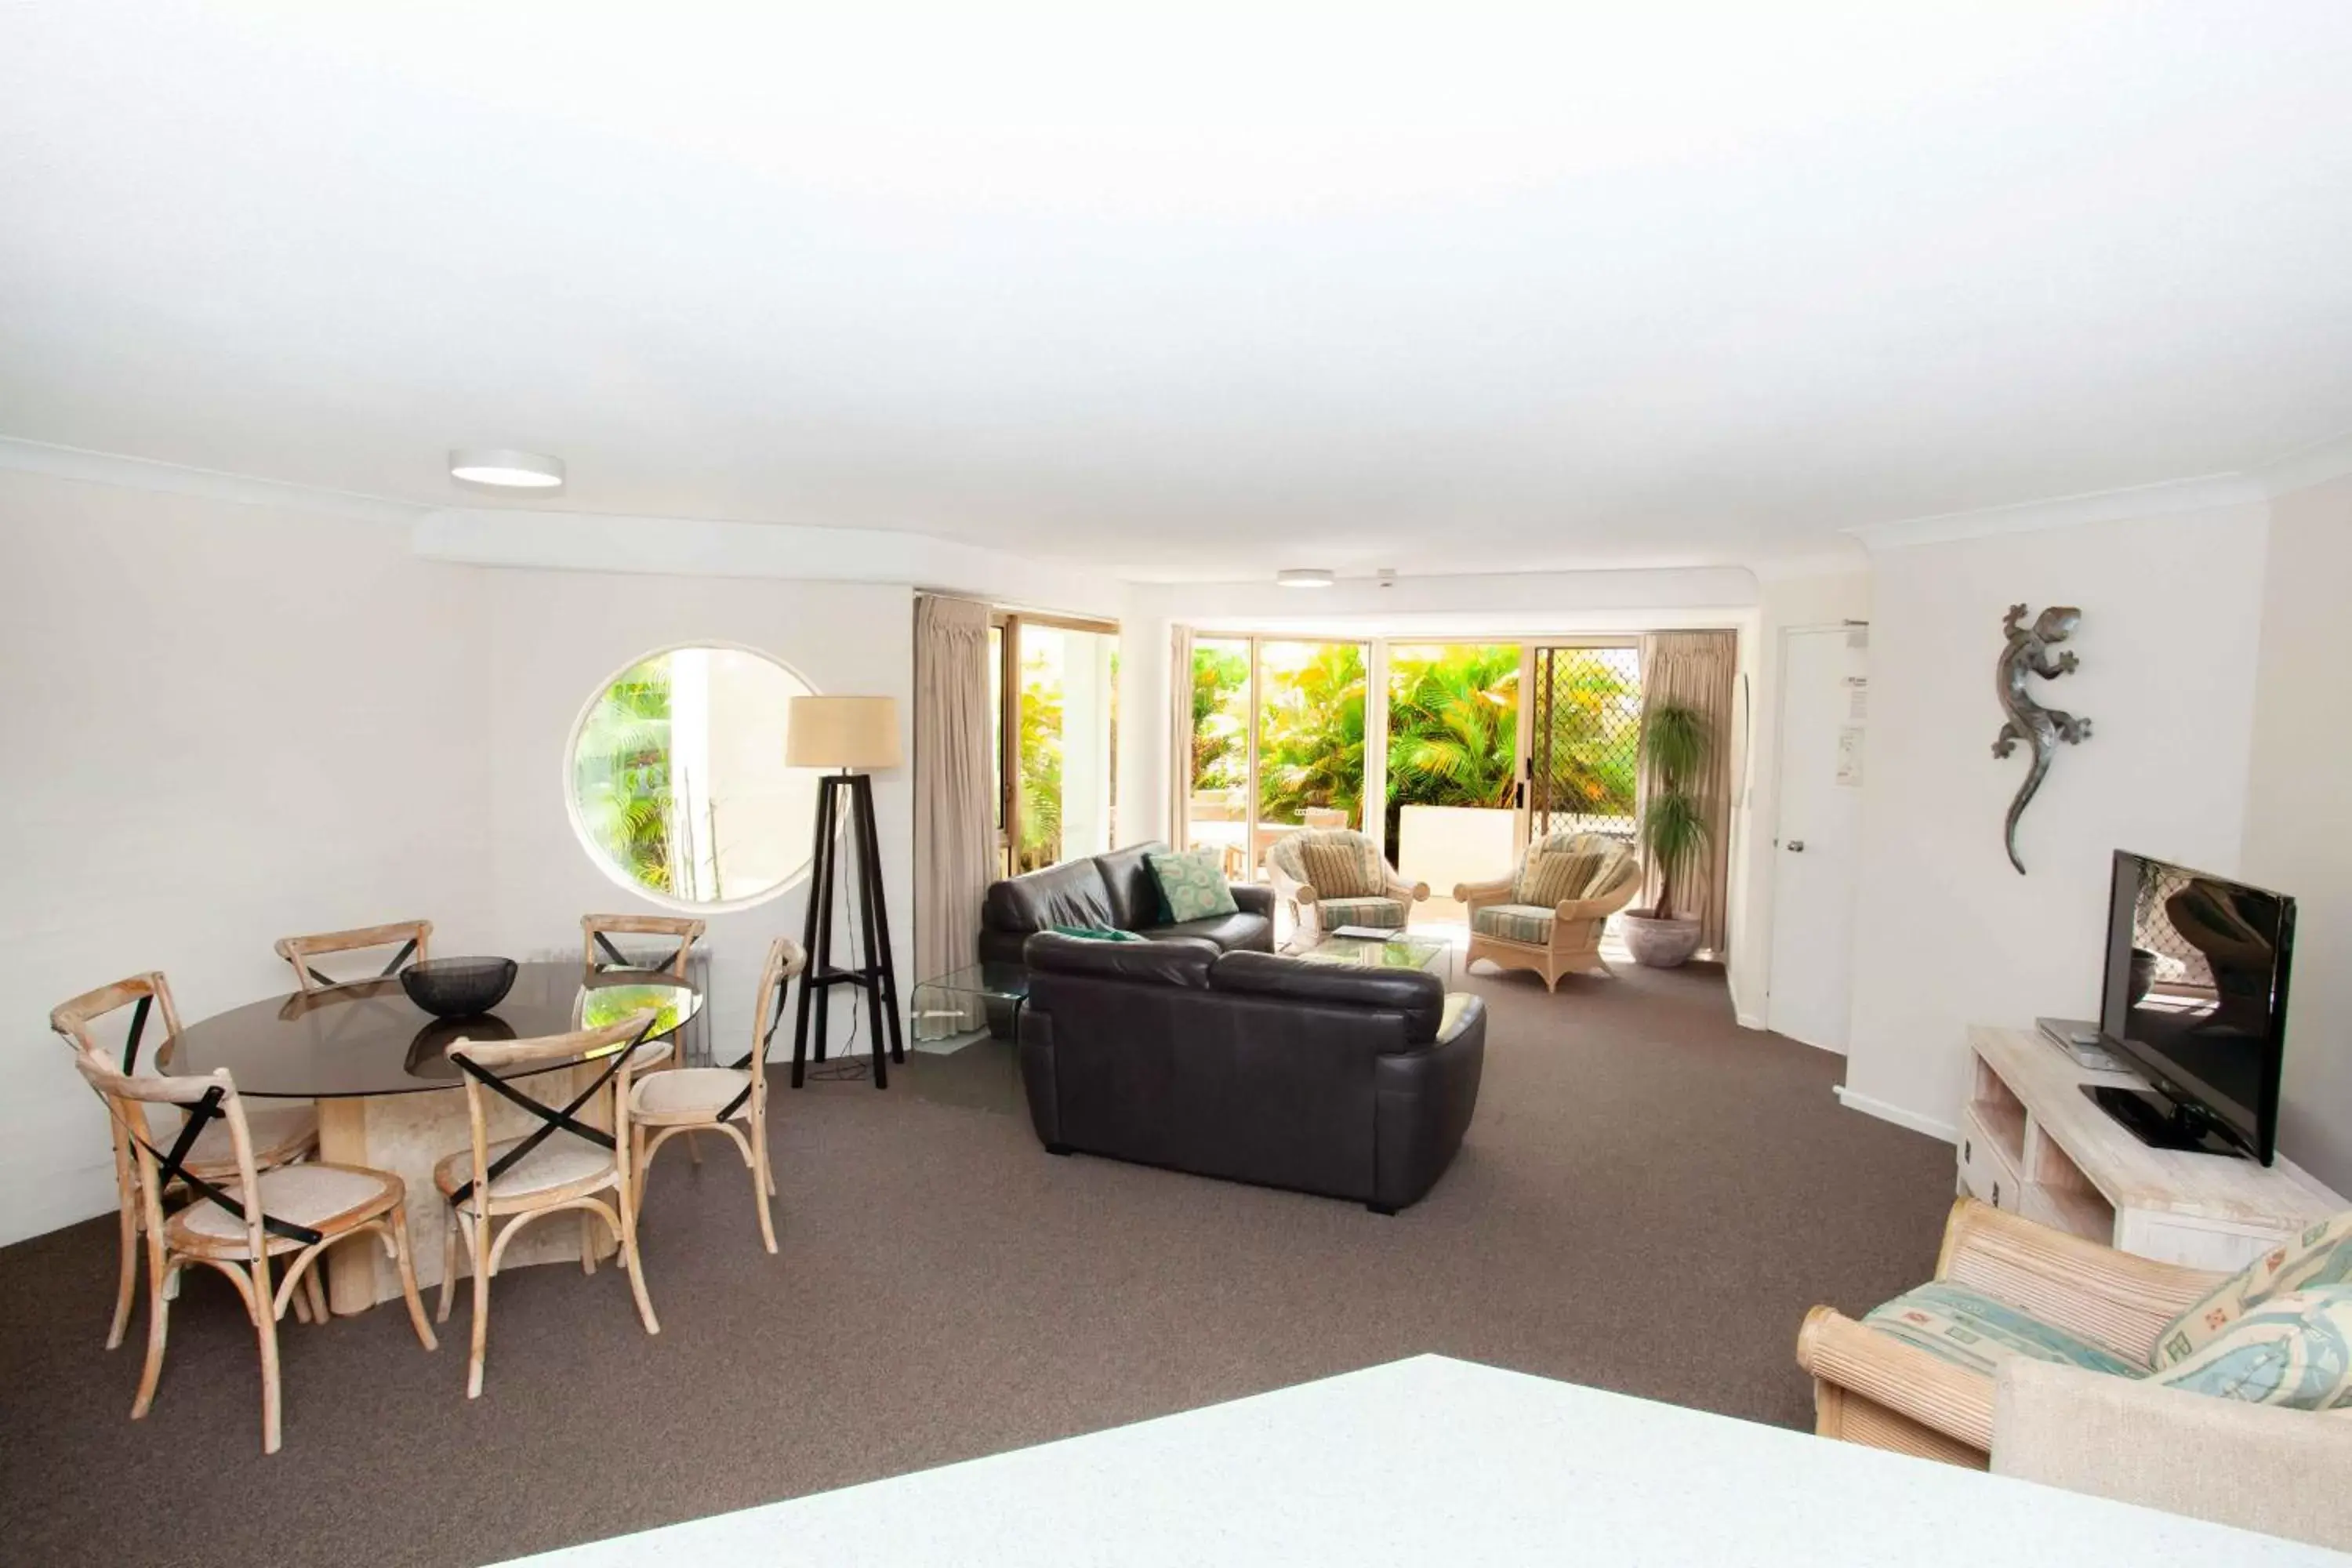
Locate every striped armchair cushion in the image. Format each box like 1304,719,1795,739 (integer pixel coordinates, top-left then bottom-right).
1291,830,1385,900
1863,1281,2143,1378
1316,896,1408,930
1472,904,1555,945
1512,833,1638,909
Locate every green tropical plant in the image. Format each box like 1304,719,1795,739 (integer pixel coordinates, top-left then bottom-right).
1016,647,1064,872
1636,701,1713,922
572,659,677,894
1385,647,1521,808
1258,644,1367,826
1189,645,1249,793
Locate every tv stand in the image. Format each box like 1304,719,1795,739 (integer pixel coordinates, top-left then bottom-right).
1958,1026,2339,1271
2081,1084,2247,1160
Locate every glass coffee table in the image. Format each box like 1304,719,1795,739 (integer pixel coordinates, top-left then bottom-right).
1293,930,1454,984
909,961,1032,1049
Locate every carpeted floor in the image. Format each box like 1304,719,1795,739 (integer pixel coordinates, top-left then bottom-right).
0,960,1951,1567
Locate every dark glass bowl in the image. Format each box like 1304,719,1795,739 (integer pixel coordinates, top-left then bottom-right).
399,956,518,1018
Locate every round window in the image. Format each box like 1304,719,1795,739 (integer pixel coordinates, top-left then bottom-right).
567,644,819,910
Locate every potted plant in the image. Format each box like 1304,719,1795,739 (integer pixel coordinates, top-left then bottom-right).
1623,700,1711,967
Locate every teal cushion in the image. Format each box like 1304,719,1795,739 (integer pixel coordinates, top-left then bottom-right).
2154,1211,2352,1368
1047,924,1143,943
1863,1281,2143,1378
2150,1287,2352,1410
1146,848,1240,924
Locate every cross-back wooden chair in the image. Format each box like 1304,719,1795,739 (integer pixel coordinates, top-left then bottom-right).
50,972,321,1349
581,913,704,978
631,935,804,1254
67,1052,434,1454
434,1012,664,1399
274,920,433,994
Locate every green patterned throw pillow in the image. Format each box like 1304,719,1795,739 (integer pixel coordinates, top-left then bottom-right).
2148,1287,2352,1410
2152,1211,2352,1369
1146,848,1240,923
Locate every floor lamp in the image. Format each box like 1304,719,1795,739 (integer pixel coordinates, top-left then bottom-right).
785,695,906,1088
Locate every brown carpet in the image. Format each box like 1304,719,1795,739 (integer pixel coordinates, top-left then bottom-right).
0,960,1951,1566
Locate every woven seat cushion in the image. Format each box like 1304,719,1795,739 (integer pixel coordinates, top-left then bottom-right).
2149,1287,2352,1410
1473,904,1557,945
434,1134,616,1209
1513,833,1638,909
144,1102,318,1178
1290,830,1385,899
630,1066,753,1124
169,1162,399,1251
1316,896,1407,930
2154,1212,2352,1369
1863,1280,2143,1378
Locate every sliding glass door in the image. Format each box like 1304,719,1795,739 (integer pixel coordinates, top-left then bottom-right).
1525,644,1642,840
992,614,1119,876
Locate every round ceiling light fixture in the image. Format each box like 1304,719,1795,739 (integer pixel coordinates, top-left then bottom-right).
449,448,565,490
1276,568,1335,589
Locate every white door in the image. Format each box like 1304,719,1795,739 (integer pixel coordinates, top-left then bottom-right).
1766,626,1868,1051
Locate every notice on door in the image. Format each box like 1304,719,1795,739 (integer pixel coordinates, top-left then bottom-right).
1835,726,1865,787
1844,675,1868,723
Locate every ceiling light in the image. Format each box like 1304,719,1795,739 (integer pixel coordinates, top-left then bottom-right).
449,448,565,490
1276,568,1335,589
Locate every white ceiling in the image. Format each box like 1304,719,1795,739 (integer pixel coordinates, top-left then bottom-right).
4,2,2349,579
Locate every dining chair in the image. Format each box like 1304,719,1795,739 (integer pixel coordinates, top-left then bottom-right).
50,972,321,1349
434,1011,663,1398
631,935,803,1254
67,1051,435,1454
580,913,704,978
275,919,434,993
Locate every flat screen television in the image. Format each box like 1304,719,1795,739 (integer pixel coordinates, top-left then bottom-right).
2093,850,2294,1164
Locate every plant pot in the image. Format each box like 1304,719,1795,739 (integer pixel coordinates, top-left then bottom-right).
1621,910,1702,968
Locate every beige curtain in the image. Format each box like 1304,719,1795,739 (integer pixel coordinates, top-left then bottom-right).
1639,630,1737,959
1168,623,1194,849
914,595,995,1023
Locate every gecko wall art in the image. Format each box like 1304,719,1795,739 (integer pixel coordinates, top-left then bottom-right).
1992,603,2091,875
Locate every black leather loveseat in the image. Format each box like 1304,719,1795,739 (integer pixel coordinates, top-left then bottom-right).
1017,933,1486,1212
978,841,1274,967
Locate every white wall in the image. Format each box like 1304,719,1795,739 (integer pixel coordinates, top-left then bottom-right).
479,570,914,1073
2240,472,2352,1194
1842,504,2270,1138
1727,569,1873,1029
0,468,492,1243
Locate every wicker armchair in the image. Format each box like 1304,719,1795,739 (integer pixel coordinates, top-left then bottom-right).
1265,828,1427,944
1454,831,1641,991
1796,1198,2227,1468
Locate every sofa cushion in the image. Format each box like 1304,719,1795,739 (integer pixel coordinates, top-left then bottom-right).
1294,831,1384,899
1150,909,1273,952
1473,903,1557,945
2155,1212,2352,1369
1148,848,1240,923
1863,1280,2143,1378
2149,1287,2352,1410
1514,832,1635,909
1210,950,1446,1044
1092,841,1172,930
1316,896,1408,930
982,856,1116,935
1024,931,1218,989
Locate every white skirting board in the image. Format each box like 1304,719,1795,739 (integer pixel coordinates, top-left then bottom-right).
1833,1085,1958,1144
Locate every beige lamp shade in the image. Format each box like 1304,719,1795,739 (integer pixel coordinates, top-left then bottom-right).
786,695,902,770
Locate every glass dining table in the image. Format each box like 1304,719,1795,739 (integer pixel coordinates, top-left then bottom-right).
166,962,700,1315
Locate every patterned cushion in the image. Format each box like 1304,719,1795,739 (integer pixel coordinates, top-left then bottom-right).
2154,1212,2352,1369
1048,924,1145,942
1316,897,1407,930
1146,848,1240,923
1862,1280,2143,1378
2149,1287,2352,1410
1473,904,1556,946
1514,833,1636,909
1293,830,1385,899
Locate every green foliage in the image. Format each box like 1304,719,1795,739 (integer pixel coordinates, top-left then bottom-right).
573,659,677,895
1536,652,1641,819
1385,646,1521,810
1189,646,1249,793
1015,647,1064,873
1258,644,1367,826
1637,700,1714,922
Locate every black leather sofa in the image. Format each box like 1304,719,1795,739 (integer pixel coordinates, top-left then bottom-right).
978,841,1274,967
1017,932,1486,1212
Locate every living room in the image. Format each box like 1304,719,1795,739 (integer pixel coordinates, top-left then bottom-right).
6,5,2352,1564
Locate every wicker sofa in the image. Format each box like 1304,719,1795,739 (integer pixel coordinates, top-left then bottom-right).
1454,831,1641,991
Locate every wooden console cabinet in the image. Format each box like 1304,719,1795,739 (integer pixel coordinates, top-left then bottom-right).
1959,1025,2342,1272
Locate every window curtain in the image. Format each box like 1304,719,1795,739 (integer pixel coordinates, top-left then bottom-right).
1167,623,1194,849
913,594,995,1027
1638,630,1737,959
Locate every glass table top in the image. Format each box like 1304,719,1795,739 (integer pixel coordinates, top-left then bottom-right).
165,961,702,1098
910,962,1033,1003
1294,932,1452,972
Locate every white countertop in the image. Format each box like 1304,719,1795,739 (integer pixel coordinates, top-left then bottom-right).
501,1354,2344,1566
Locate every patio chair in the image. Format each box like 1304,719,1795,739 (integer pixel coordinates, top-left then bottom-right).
1265,828,1426,942
1455,830,1640,990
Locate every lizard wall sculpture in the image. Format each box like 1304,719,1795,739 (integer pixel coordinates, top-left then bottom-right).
1993,603,2090,875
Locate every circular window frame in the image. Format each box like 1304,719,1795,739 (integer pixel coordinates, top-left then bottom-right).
561,638,821,916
